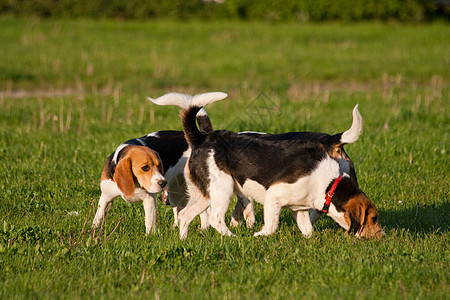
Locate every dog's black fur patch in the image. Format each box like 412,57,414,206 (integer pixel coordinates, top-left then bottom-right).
210,130,327,188
243,131,357,186
182,107,332,195
244,131,340,150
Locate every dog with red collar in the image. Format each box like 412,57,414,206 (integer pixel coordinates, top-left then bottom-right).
149,92,385,239
229,106,361,229
92,102,218,234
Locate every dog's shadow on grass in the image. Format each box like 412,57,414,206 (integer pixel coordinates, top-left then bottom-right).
269,202,449,235
378,202,449,234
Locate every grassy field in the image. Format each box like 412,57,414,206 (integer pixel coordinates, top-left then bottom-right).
0,17,449,299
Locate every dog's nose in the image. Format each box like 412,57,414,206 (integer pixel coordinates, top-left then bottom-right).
158,180,167,188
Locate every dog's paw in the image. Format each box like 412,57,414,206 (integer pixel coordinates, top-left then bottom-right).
172,219,179,228
223,229,235,237
92,218,101,229
179,227,188,240
253,226,275,237
145,226,156,236
302,231,313,238
253,230,266,237
245,216,256,228
200,223,210,231
230,217,240,228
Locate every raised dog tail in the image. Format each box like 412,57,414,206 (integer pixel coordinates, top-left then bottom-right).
147,92,228,147
330,104,363,146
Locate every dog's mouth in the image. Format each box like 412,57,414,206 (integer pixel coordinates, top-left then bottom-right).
356,225,386,239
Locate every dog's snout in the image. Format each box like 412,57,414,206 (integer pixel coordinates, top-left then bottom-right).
158,180,167,188
375,229,386,238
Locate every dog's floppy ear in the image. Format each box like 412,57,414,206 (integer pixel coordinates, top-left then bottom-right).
114,157,136,199
344,199,366,235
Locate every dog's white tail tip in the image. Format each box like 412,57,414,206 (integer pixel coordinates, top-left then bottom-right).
192,92,228,107
353,104,360,116
147,92,227,109
341,104,362,144
147,93,192,109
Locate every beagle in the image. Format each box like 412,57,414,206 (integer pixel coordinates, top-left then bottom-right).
92,145,166,234
149,92,384,240
92,108,213,234
230,112,361,229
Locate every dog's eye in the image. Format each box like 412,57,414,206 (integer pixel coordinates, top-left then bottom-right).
372,216,378,223
141,165,150,172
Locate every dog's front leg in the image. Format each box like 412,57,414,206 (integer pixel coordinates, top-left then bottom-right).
93,192,115,228
94,180,121,228
142,193,157,235
93,194,111,228
199,209,210,230
254,193,281,236
293,210,313,238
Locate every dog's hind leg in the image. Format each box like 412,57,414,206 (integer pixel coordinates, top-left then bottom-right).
208,168,235,237
166,182,188,228
178,182,210,239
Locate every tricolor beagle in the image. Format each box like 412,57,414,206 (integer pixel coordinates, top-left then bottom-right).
92,106,215,234
93,145,166,234
149,92,384,240
230,110,361,229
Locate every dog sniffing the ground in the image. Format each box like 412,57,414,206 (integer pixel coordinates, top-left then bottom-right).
150,92,384,240
229,109,361,228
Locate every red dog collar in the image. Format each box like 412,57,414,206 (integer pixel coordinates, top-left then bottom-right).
322,175,343,213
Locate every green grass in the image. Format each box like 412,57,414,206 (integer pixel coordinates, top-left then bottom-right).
0,17,449,299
